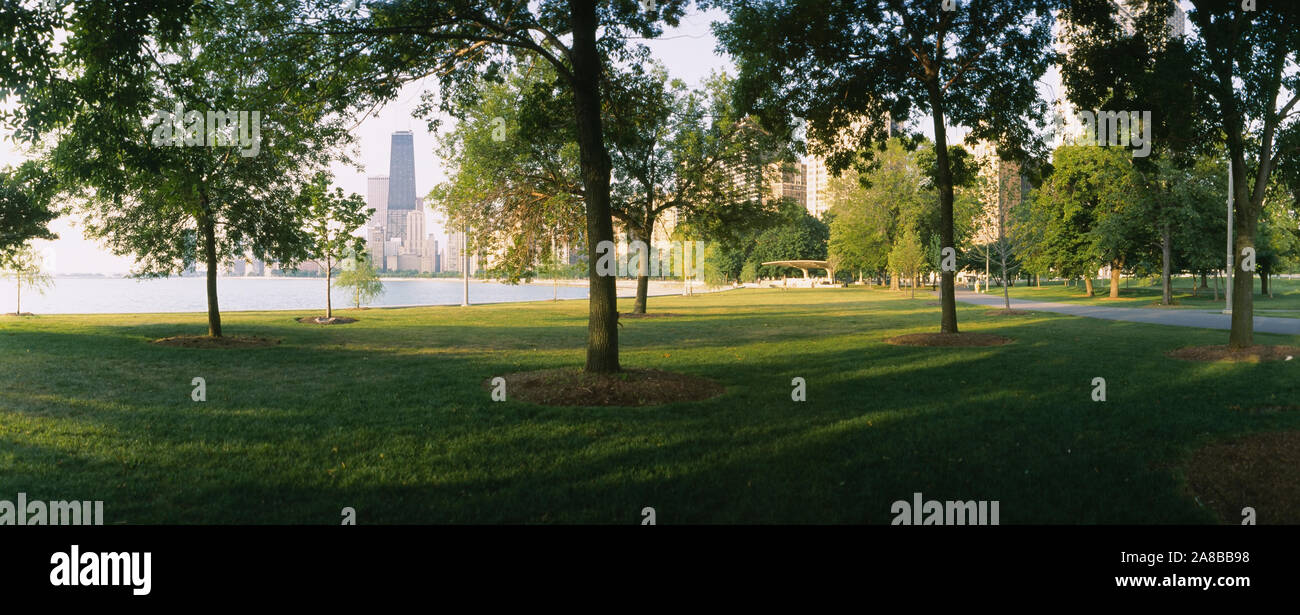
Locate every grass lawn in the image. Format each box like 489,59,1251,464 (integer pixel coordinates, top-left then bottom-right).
1,287,1298,524
991,275,1300,316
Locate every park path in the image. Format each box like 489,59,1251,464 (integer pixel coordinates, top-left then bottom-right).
954,290,1300,337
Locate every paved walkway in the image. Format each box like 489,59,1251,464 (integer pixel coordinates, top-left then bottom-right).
954,291,1300,336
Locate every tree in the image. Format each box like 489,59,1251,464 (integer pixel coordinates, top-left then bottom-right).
714,0,1057,334
1019,145,1143,297
0,161,60,261
265,0,698,373
0,244,53,315
971,157,1028,308
430,57,586,287
749,203,828,279
1179,4,1299,347
607,67,786,313
1257,186,1300,298
8,1,352,338
298,173,370,319
1058,0,1204,307
889,227,926,299
336,252,385,309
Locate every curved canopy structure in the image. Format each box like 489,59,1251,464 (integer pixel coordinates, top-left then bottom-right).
761,260,835,279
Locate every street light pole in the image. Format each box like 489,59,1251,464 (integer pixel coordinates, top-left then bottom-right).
1225,163,1233,314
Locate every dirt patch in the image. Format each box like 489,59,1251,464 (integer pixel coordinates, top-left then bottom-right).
1185,431,1300,524
484,367,724,407
151,335,281,349
296,316,358,325
923,302,940,307
2,313,36,317
984,309,1033,317
885,333,1013,347
619,312,684,319
1166,345,1299,362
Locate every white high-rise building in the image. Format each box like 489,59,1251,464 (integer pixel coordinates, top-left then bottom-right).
804,156,831,219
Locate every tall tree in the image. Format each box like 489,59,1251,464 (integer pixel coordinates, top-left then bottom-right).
431,58,587,286
607,68,785,313
1059,0,1206,306
1160,3,1300,347
714,0,1057,334
267,0,695,373
7,1,352,338
1020,145,1144,297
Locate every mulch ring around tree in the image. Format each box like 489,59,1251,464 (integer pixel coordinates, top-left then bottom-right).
484,368,724,407
1184,430,1300,524
3,313,36,317
619,312,684,319
296,316,358,325
151,335,281,349
984,309,1034,317
885,332,1014,347
1166,345,1298,362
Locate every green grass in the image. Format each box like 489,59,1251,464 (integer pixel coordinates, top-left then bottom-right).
1,288,1298,524
994,275,1300,315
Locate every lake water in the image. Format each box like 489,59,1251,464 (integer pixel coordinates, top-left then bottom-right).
0,276,629,314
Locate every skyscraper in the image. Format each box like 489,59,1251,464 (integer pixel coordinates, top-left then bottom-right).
366,176,389,231
365,131,438,273
386,131,418,242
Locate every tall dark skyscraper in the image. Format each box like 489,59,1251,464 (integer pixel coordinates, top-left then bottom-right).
386,131,417,242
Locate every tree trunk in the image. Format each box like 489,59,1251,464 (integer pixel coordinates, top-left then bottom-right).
891,271,899,291
1161,224,1172,305
1229,200,1258,349
631,217,653,314
1083,277,1094,297
1109,261,1121,298
984,251,989,295
1001,251,1010,310
927,79,958,334
1262,270,1271,298
571,0,619,373
200,210,222,337
462,226,470,306
1213,271,1219,302
325,253,333,319
15,279,20,315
